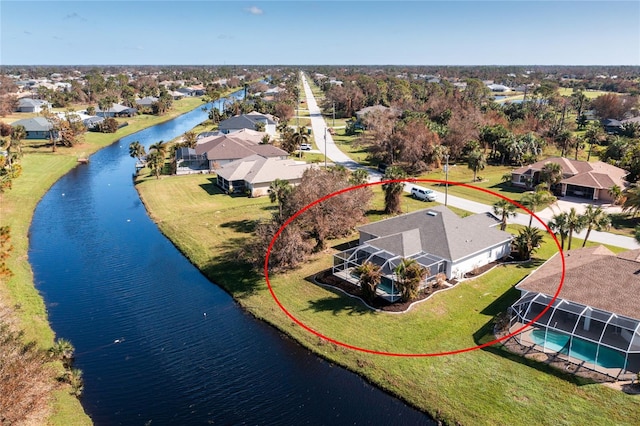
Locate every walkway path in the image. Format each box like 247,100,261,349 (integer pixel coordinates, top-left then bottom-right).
300,73,640,250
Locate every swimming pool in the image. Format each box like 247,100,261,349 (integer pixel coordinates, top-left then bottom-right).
530,329,626,369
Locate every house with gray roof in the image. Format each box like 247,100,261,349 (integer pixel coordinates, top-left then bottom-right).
218,112,277,136
96,103,137,118
11,117,55,139
509,245,640,379
16,98,51,113
135,96,158,108
333,205,513,301
215,154,316,197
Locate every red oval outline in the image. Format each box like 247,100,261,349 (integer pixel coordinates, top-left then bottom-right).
264,178,565,357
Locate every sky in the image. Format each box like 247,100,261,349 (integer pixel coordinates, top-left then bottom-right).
1,1,639,66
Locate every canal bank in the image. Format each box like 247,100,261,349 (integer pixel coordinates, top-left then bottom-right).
26,96,435,424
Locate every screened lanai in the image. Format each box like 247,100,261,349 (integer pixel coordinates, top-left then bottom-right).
333,244,446,302
509,292,640,379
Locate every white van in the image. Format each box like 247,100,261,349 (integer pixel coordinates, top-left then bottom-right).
411,186,436,202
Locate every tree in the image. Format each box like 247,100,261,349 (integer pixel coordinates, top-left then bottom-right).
128,141,146,161
149,140,167,157
382,166,406,215
623,184,640,216
182,131,197,148
349,168,369,186
520,189,556,226
0,226,13,281
268,178,292,218
291,129,309,153
48,338,75,369
394,258,427,303
513,226,544,260
254,121,266,132
98,117,119,133
492,199,517,231
467,149,486,182
580,204,610,247
591,93,636,120
547,212,569,250
146,150,164,179
609,184,625,206
355,261,382,303
565,207,586,250
540,162,563,192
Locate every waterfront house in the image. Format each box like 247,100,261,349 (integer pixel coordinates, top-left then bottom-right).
215,154,316,197
135,96,159,108
218,112,277,136
510,157,628,201
96,103,137,118
509,245,640,379
332,205,513,300
10,117,55,139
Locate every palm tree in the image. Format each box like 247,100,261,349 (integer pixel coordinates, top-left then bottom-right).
513,226,544,260
548,212,569,250
291,130,309,156
268,178,292,218
540,162,563,192
520,189,556,226
128,141,146,161
608,184,624,206
565,207,586,250
382,166,406,214
355,261,382,303
349,168,369,186
146,151,164,179
581,204,611,247
6,125,26,170
49,338,75,368
493,199,517,231
394,258,427,303
622,184,640,217
182,131,197,148
467,149,486,182
149,140,167,157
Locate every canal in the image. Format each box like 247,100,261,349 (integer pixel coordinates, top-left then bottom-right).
28,94,434,424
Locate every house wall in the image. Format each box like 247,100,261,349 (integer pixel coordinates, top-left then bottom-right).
25,130,51,139
449,241,511,279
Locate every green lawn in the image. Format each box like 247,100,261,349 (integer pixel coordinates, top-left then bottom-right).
135,175,640,426
0,94,224,425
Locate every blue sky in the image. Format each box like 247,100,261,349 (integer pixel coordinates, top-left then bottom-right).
1,1,639,65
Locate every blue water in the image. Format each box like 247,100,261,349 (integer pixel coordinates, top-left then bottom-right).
28,93,434,425
530,329,626,369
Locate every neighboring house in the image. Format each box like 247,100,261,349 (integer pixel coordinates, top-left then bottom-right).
82,116,105,129
169,90,184,100
215,154,316,197
333,205,513,301
16,97,51,113
602,118,623,134
510,157,628,201
218,112,277,136
175,147,209,175
190,130,287,172
176,87,200,97
135,96,159,108
196,131,221,140
487,83,511,92
509,245,640,379
11,117,56,139
96,103,137,118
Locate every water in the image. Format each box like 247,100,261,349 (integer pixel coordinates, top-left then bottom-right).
28,94,434,425
530,329,626,369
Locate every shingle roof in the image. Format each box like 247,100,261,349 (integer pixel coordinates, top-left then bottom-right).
516,246,640,320
219,113,276,131
17,98,48,108
359,205,512,262
11,117,53,132
195,132,286,162
512,157,628,189
216,154,314,184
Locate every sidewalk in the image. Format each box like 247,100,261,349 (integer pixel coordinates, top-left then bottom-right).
299,72,640,250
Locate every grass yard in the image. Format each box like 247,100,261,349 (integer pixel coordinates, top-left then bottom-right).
135,175,640,425
0,94,226,425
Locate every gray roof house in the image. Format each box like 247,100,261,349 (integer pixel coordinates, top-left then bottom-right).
11,117,55,139
96,103,137,118
218,112,277,136
215,154,316,197
135,96,159,108
16,98,51,113
333,205,513,301
509,245,640,379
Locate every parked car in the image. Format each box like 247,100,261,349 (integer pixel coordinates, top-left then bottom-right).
300,143,312,150
411,186,436,202
377,163,388,173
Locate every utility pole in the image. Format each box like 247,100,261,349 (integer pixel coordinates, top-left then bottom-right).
444,154,449,207
324,127,328,169
332,102,335,127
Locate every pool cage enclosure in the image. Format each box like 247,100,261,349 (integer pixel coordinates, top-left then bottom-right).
509,292,640,379
332,244,446,302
